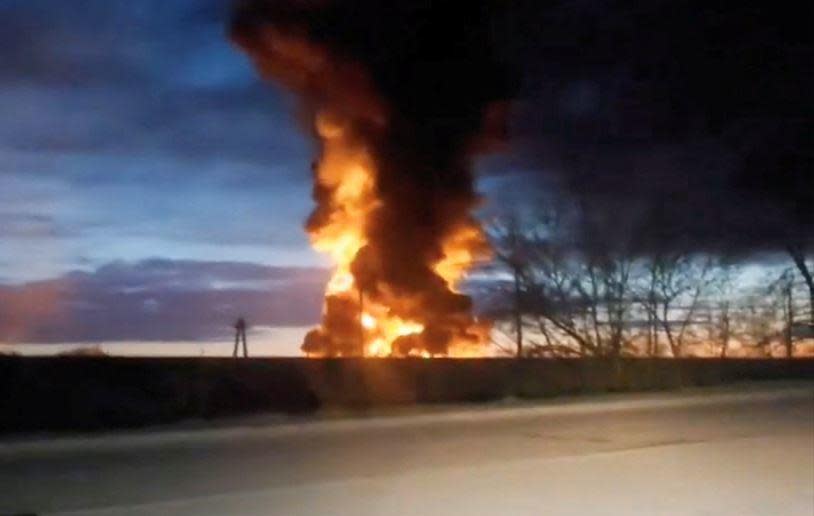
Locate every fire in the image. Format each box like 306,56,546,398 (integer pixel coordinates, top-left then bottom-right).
232,7,505,358
311,111,375,300
299,107,490,357
434,225,486,290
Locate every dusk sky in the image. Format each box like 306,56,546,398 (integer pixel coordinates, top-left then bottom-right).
1,0,318,281
0,1,333,351
1,1,809,353
0,0,525,352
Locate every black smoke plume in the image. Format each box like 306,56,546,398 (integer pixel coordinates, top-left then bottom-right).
503,0,812,256
234,0,810,259
232,0,516,355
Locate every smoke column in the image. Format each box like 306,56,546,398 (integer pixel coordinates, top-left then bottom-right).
232,1,516,356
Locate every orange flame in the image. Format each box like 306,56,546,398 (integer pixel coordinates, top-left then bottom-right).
233,21,492,358
305,108,489,357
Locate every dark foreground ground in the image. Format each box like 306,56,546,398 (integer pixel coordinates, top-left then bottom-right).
2,356,813,433
1,383,811,515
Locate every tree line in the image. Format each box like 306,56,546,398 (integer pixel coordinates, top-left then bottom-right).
486,207,814,359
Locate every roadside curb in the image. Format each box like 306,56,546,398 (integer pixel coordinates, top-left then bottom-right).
2,384,811,457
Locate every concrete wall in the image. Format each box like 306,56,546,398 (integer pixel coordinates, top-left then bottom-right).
1,357,812,433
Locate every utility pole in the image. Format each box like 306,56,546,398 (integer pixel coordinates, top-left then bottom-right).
233,317,248,358
783,278,794,358
513,264,523,358
506,216,524,358
359,287,365,356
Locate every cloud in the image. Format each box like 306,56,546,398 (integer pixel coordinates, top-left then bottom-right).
0,213,78,240
0,1,325,282
0,0,311,167
497,1,812,255
0,259,329,343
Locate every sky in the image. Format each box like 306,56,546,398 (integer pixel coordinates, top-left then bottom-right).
1,1,809,353
0,0,335,351
0,0,530,352
1,0,320,281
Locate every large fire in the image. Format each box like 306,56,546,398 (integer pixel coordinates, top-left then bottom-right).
232,1,513,357
301,112,490,358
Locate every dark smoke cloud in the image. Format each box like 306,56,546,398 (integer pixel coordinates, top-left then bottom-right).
232,0,516,354
502,0,813,255
232,0,810,261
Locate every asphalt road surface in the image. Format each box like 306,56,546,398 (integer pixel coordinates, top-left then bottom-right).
2,385,812,516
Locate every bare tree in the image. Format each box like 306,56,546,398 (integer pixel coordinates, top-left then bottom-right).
769,269,797,358
737,293,779,357
490,208,805,360
643,265,660,356
641,253,712,358
491,208,638,358
787,245,813,325
705,265,735,358
716,298,732,358
490,214,530,357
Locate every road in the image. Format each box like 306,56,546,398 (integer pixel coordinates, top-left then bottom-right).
1,385,812,516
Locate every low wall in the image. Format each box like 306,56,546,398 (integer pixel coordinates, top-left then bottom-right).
1,357,812,433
